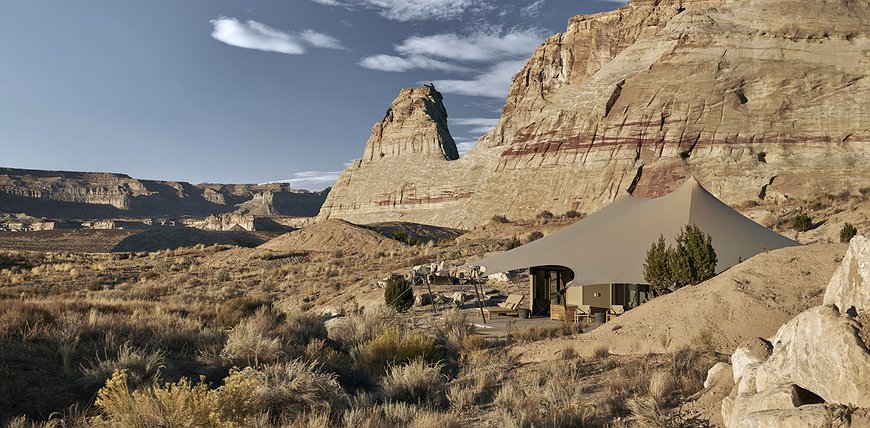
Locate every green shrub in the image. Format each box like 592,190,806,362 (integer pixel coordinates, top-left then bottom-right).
840,223,858,243
644,225,717,292
792,212,813,232
384,277,414,312
643,235,673,295
215,297,266,328
504,236,522,251
354,327,437,375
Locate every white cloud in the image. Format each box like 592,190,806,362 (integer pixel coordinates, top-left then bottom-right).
299,29,346,50
263,170,342,190
452,138,478,155
211,17,306,54
210,17,344,54
452,117,499,127
431,60,526,98
522,0,547,17
310,0,483,21
359,54,470,73
395,29,544,63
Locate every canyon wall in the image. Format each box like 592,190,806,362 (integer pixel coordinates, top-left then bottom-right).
318,0,870,228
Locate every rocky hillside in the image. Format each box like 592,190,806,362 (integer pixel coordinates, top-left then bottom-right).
319,0,870,228
0,168,328,219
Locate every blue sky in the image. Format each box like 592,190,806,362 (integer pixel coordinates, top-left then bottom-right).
0,0,622,189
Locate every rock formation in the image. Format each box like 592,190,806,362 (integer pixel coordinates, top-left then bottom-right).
0,168,329,219
319,0,870,228
718,236,870,427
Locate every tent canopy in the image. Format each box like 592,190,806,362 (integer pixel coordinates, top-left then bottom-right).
469,177,799,286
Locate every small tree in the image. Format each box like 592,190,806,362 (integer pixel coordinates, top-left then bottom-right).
840,223,858,243
384,277,414,312
504,236,522,250
643,235,673,295
644,225,717,293
792,212,813,232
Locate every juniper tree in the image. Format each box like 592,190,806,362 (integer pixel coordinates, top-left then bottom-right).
643,235,673,295
840,223,858,243
384,277,414,312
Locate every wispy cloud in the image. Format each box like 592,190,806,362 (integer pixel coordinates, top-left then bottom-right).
310,0,484,21
432,60,526,98
359,55,470,73
453,137,478,155
452,118,499,127
210,17,344,54
299,29,346,50
262,170,342,190
395,29,544,63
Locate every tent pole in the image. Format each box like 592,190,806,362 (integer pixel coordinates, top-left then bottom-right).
426,274,437,315
472,267,486,323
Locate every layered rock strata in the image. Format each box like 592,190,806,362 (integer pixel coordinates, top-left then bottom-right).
319,0,870,228
0,168,329,219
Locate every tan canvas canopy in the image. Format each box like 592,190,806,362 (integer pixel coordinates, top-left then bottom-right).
469,177,799,286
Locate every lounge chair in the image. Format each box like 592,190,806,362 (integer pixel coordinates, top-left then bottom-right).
607,305,625,322
573,305,592,323
483,294,524,317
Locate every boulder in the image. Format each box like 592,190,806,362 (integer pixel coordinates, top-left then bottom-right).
731,338,772,384
824,235,870,317
705,362,732,389
723,384,805,428
487,272,511,283
756,306,870,408
451,292,470,306
737,404,851,428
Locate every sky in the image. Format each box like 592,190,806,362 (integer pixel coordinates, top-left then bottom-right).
0,0,623,190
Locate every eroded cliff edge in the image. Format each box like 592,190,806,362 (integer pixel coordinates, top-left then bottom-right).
321,0,870,228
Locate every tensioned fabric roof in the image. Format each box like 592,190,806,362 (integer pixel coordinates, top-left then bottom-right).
469,177,799,286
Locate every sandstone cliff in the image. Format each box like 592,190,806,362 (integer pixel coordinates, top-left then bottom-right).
319,0,870,228
0,168,328,219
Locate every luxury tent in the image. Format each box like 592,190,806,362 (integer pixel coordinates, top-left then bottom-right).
469,177,799,320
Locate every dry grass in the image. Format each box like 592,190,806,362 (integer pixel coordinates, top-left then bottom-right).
381,358,446,407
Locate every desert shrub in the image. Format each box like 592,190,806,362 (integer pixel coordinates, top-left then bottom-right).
354,327,437,375
840,223,858,243
490,215,510,224
384,277,414,312
564,210,583,219
381,358,446,407
91,369,260,427
792,212,813,232
275,310,328,348
627,396,673,428
647,370,673,404
215,296,266,328
434,309,475,353
342,402,422,427
536,210,555,220
592,344,610,359
81,342,167,388
221,307,283,366
327,305,400,350
0,301,56,339
504,236,522,250
511,323,581,343
669,346,712,395
392,231,422,246
226,360,349,421
643,235,673,295
526,231,544,243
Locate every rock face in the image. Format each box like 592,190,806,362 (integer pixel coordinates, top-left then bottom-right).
721,236,870,427
0,168,328,219
319,0,870,228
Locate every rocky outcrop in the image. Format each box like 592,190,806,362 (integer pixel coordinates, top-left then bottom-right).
721,236,870,427
0,168,328,220
320,0,870,228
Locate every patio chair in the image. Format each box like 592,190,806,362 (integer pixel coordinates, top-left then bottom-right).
573,305,592,323
607,305,625,322
483,294,524,317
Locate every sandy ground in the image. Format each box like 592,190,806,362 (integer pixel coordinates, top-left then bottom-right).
510,242,846,363
260,218,406,253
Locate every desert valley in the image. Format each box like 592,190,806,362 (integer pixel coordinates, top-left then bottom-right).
2,0,870,427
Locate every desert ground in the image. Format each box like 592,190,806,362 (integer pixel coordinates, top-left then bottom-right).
1,193,869,427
